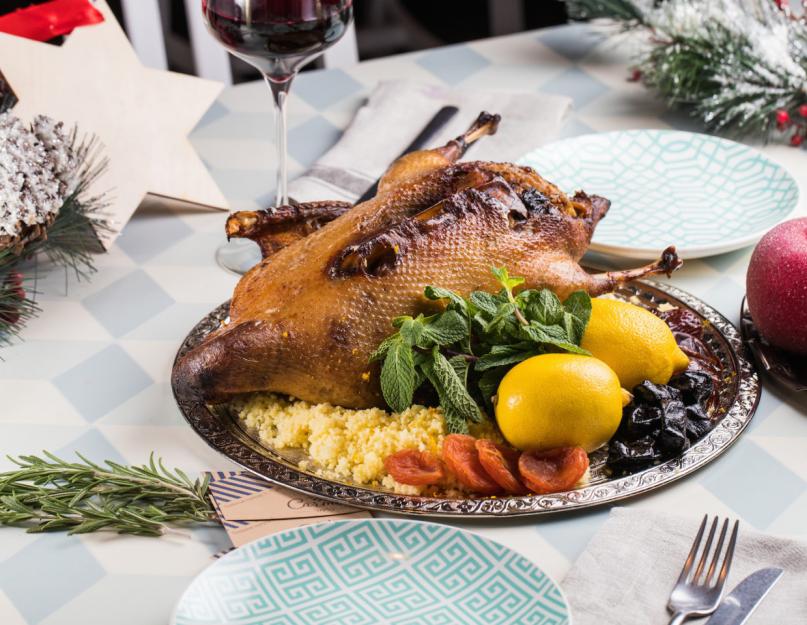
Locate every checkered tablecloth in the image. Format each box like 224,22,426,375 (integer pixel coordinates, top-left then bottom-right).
2,24,805,625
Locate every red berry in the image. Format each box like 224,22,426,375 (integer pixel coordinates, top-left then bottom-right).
791,132,804,147
799,104,807,119
628,68,642,82
775,109,791,125
6,271,23,288
0,271,26,327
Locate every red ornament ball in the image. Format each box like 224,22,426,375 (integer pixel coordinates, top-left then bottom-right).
791,132,805,147
775,109,791,125
799,104,807,119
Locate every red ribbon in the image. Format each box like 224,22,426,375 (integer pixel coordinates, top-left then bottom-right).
0,0,104,42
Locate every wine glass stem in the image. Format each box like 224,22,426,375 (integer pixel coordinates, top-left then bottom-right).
265,74,293,208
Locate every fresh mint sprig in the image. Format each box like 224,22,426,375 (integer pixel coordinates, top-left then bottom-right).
371,267,592,432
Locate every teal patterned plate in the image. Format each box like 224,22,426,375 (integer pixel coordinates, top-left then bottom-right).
519,130,799,259
172,519,570,625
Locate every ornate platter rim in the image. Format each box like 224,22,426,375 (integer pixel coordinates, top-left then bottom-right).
172,280,760,517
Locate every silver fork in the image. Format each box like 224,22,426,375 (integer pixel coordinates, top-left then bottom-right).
667,515,739,625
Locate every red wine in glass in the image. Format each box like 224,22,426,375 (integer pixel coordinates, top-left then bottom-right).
202,0,353,272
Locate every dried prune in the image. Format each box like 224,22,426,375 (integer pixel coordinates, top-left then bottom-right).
685,404,714,441
656,398,689,456
659,308,704,338
633,380,681,406
669,370,714,405
607,437,660,474
617,404,662,440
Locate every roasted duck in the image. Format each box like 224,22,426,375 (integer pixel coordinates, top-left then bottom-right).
174,112,681,409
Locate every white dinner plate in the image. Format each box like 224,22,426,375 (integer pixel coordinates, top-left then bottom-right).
518,130,799,259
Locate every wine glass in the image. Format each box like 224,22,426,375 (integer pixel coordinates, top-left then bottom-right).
202,0,354,273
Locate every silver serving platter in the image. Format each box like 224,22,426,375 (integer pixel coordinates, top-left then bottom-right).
172,280,760,517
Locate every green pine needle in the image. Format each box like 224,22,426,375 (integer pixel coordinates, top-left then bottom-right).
565,0,647,23
0,452,218,536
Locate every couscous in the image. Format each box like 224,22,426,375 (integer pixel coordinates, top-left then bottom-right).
235,393,501,494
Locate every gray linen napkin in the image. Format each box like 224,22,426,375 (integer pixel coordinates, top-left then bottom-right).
562,508,807,624
287,80,572,204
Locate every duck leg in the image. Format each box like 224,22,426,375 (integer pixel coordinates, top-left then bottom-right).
582,246,682,296
225,200,352,259
377,111,501,193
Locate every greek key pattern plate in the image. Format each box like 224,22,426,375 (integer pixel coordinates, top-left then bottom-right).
519,130,799,259
172,519,570,625
172,280,760,517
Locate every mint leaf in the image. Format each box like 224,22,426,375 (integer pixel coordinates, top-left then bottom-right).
399,316,425,346
563,291,591,322
421,359,468,434
523,290,564,326
476,343,537,371
563,311,583,345
380,338,416,413
424,285,468,314
470,290,498,316
448,354,470,386
412,351,429,389
519,322,567,344
519,322,590,355
369,334,398,362
392,315,411,329
429,347,482,425
563,291,592,343
419,310,468,347
487,301,516,332
491,266,525,293
478,366,508,412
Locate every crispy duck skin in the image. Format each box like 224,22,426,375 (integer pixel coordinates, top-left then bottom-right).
174,113,681,408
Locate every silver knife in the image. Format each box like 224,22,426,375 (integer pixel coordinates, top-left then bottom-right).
704,567,784,625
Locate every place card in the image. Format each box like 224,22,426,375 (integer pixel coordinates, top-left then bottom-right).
208,471,372,548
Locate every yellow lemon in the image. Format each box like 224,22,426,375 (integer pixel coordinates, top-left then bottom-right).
495,353,624,452
581,298,690,390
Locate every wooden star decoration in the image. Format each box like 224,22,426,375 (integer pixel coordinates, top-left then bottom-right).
0,0,228,246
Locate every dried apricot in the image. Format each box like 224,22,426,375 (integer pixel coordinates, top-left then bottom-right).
518,447,589,495
384,450,444,486
442,434,501,495
475,439,527,495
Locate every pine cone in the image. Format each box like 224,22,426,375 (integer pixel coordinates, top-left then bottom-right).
0,113,78,255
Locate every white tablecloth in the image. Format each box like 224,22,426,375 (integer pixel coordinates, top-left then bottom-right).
1,23,805,625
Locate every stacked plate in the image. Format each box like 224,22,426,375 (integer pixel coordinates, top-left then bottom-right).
519,130,799,259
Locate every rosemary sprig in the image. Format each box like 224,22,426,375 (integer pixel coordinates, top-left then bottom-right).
0,452,218,536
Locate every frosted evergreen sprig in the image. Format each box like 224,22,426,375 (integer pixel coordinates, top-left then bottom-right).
565,0,807,142
0,109,111,347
